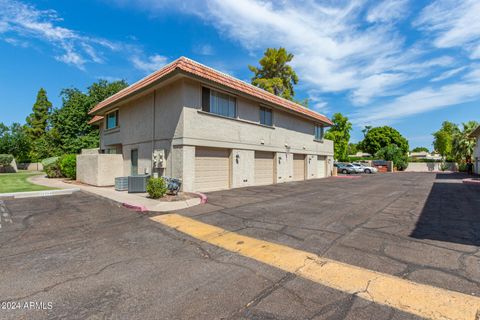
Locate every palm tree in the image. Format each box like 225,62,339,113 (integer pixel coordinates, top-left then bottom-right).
452,121,479,162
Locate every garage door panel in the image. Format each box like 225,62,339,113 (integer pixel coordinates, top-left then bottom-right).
195,148,230,192
255,151,274,186
317,155,326,178
293,154,305,181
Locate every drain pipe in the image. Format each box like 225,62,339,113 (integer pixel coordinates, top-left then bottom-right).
152,90,157,178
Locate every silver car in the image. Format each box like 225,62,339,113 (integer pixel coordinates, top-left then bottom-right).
351,163,378,174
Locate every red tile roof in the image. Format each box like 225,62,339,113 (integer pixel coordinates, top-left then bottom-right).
89,57,332,126
88,115,104,125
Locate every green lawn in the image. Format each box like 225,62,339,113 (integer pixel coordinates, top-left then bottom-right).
0,172,56,193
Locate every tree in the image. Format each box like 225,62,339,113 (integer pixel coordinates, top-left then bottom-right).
452,121,478,162
411,147,429,153
0,122,31,162
359,126,409,156
375,144,408,171
51,80,128,154
347,143,358,156
324,113,352,161
25,88,52,138
362,125,372,137
249,48,299,100
432,121,458,160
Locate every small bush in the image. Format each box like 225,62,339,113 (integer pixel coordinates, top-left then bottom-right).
44,161,63,178
41,156,59,167
0,154,14,167
146,177,168,199
458,162,467,172
59,154,76,179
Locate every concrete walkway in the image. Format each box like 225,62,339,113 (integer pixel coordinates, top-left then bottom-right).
29,175,203,212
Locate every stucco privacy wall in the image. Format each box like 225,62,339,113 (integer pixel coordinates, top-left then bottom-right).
404,162,457,172
77,154,123,186
474,136,480,174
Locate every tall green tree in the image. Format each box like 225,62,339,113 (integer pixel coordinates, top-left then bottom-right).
51,80,128,154
452,121,478,162
249,48,299,100
25,88,52,138
359,126,409,156
432,121,458,160
324,113,352,161
0,122,31,162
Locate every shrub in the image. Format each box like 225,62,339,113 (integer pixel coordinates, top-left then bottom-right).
375,144,409,171
146,177,168,199
44,161,63,178
59,154,77,179
458,162,467,172
0,154,14,167
41,156,59,167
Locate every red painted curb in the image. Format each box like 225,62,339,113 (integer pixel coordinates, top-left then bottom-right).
193,192,208,204
122,203,148,212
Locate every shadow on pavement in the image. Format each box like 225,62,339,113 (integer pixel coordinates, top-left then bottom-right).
434,172,471,180
410,175,480,246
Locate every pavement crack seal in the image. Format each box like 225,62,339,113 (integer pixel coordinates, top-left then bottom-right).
151,213,480,320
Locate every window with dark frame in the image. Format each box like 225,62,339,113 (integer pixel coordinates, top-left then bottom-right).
315,125,324,140
106,110,119,129
201,87,236,118
259,107,272,126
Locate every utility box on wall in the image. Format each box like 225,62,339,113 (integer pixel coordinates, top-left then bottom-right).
152,149,166,169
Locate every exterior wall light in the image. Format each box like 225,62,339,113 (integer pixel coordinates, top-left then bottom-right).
235,153,240,164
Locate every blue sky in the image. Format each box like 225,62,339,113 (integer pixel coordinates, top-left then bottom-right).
1,0,480,149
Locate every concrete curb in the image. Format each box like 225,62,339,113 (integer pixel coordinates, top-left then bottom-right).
462,178,480,185
0,188,80,199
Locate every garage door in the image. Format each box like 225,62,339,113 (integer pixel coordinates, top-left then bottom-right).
195,148,230,192
317,155,326,178
255,151,274,186
293,154,305,181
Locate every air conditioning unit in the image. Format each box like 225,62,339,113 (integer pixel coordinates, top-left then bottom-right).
115,177,128,191
128,174,151,193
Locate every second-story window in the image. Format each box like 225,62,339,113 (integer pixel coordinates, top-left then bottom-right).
106,110,119,129
315,125,324,140
202,87,236,118
259,107,272,126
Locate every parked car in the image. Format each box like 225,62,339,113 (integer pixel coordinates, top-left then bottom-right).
351,163,378,174
334,163,357,174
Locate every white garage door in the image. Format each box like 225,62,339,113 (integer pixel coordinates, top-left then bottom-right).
293,154,305,181
255,151,274,186
317,155,326,178
195,147,230,192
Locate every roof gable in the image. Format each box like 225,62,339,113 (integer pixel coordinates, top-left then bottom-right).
89,57,332,126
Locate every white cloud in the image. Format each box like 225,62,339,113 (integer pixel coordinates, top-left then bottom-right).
352,71,480,125
131,54,168,73
430,66,466,82
0,0,116,69
366,0,410,23
194,44,214,55
415,0,480,51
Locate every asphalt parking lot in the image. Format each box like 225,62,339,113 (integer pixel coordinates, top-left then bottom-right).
1,172,479,319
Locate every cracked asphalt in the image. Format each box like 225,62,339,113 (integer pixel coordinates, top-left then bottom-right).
1,172,479,319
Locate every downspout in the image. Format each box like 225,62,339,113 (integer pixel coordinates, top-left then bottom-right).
152,90,156,177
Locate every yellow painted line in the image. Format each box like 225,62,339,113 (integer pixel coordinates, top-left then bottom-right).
151,214,480,320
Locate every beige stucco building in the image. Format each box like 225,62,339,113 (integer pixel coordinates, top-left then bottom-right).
85,57,334,192
470,125,480,174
